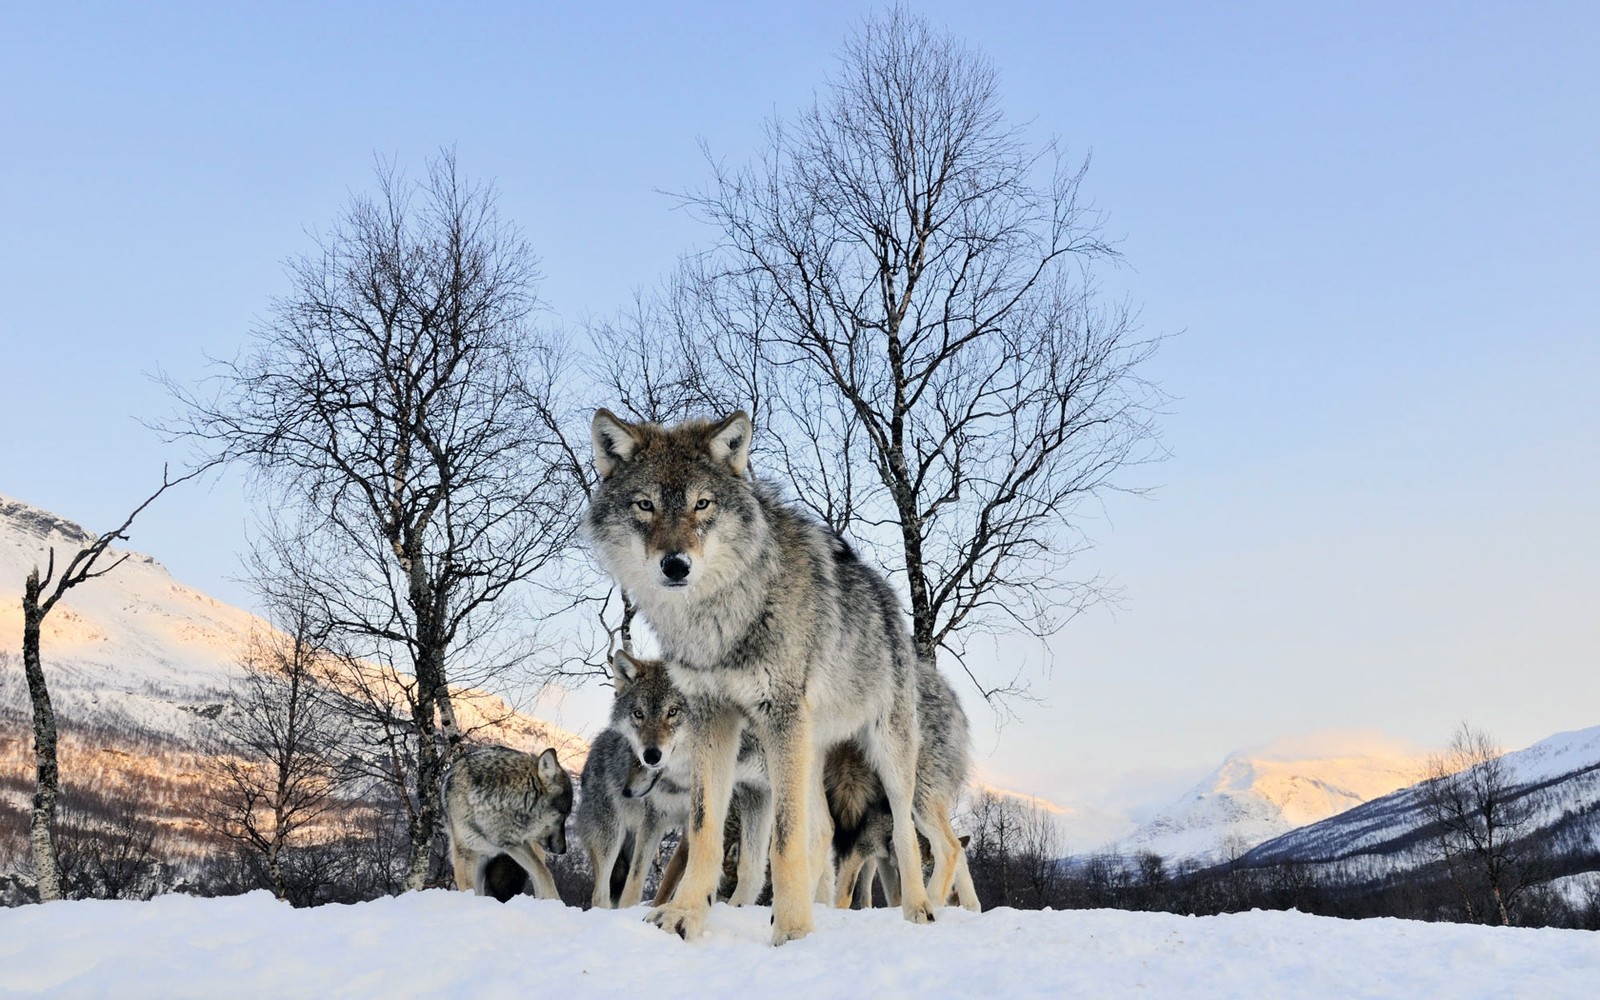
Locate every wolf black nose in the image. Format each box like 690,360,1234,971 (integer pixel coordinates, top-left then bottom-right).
642,747,662,767
660,553,691,582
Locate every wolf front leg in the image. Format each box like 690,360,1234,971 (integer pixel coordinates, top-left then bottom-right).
763,711,817,945
504,843,560,900
619,809,667,908
646,702,741,940
450,839,479,894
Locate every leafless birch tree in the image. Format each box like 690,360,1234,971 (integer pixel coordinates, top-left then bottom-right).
166,151,581,889
17,467,199,901
204,604,344,901
1423,723,1540,926
622,8,1162,699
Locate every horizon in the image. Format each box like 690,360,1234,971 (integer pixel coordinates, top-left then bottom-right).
2,3,1596,835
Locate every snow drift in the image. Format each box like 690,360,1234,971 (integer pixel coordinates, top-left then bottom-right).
0,893,1592,999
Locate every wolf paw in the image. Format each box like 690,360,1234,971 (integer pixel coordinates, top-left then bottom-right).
646,903,708,941
771,918,814,947
902,900,936,925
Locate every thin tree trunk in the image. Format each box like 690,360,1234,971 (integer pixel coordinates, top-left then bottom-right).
22,569,63,902
404,684,442,891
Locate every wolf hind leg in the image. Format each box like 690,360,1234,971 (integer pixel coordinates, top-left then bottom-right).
834,846,869,909
918,795,963,909
653,836,687,906
952,845,980,911
729,785,772,906
866,723,935,925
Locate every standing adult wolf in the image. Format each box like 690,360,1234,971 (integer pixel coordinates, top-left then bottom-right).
587,409,935,945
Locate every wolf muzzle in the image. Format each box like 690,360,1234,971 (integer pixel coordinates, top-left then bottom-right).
659,552,691,585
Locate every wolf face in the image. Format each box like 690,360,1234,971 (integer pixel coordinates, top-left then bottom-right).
587,409,759,597
609,649,689,777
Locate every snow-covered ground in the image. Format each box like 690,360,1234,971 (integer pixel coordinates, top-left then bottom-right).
0,893,1594,999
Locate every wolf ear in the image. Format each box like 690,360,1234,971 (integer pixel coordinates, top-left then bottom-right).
609,649,642,690
536,747,563,786
705,411,752,476
592,408,642,479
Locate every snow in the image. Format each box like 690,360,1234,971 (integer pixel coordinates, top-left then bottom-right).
0,893,1594,999
1504,726,1600,786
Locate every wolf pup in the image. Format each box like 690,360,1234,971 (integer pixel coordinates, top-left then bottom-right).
443,745,573,900
827,658,981,912
588,409,934,945
576,649,771,909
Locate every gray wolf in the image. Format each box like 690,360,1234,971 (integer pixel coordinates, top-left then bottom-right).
442,745,573,899
576,649,770,909
587,408,934,944
826,657,981,912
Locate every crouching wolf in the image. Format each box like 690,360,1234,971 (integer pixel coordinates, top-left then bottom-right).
576,649,771,909
443,745,573,900
588,408,935,945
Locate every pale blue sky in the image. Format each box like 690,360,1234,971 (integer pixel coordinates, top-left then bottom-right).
3,2,1597,829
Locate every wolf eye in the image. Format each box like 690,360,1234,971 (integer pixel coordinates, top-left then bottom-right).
667,706,681,719
635,499,654,513
632,709,645,721
694,498,712,511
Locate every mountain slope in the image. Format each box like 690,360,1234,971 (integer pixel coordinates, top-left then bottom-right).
1241,725,1600,877
1108,742,1429,863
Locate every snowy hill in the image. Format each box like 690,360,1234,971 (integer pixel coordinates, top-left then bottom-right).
0,494,586,858
0,892,1592,999
1242,725,1600,877
1107,739,1428,864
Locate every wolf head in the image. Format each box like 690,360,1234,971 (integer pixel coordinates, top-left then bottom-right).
587,409,760,595
531,747,573,854
608,649,688,779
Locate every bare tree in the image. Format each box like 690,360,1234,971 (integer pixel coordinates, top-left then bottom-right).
655,7,1162,699
54,789,166,901
1423,723,1540,926
167,151,582,889
17,467,199,902
203,604,344,901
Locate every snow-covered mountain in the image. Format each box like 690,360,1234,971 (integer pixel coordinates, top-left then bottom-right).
1106,740,1430,864
0,493,586,853
1241,725,1600,878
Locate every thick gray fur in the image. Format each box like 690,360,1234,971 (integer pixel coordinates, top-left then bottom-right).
586,409,938,944
442,745,573,900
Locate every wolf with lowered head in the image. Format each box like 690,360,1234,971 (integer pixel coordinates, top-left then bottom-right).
587,408,935,945
442,745,573,900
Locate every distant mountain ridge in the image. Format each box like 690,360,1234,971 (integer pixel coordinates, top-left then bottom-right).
1240,725,1600,879
1106,743,1431,863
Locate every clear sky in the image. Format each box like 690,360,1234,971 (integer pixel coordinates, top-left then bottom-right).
4,2,1597,838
